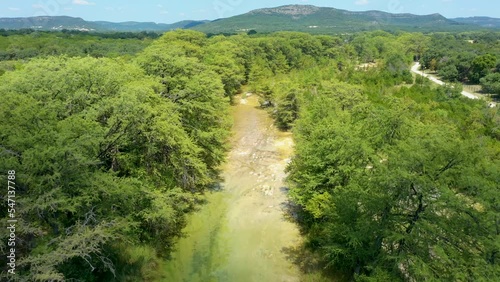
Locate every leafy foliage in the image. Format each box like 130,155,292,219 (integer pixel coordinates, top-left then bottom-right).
1,27,499,282
193,5,481,35
0,30,157,61
287,68,500,281
421,32,500,86
481,73,500,94
136,30,232,177
0,31,233,281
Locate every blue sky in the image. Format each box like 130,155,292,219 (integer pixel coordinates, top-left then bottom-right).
0,0,498,23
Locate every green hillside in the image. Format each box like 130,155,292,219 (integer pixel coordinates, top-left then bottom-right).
92,20,208,32
0,16,207,32
1,5,498,34
193,4,479,34
0,16,99,31
452,17,500,28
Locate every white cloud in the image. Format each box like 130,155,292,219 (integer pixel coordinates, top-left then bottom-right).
8,7,21,11
355,0,369,5
156,4,168,15
32,4,43,9
73,0,95,6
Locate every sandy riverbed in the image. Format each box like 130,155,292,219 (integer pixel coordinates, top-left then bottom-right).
164,94,302,282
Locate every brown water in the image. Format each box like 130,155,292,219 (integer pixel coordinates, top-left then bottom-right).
164,94,302,282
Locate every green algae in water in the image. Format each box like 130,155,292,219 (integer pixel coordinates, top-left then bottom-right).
164,191,230,282
164,95,304,282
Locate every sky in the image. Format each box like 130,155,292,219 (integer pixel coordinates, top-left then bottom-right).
0,0,498,23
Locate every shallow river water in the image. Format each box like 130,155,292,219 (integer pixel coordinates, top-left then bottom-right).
164,94,302,282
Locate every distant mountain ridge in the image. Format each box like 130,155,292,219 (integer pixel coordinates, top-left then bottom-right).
193,5,478,34
0,5,498,33
248,5,321,16
451,17,500,28
0,16,97,31
0,16,207,32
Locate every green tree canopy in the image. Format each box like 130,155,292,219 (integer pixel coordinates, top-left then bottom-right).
0,56,216,281
288,80,500,281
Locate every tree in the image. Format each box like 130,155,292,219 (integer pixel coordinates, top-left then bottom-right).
203,39,246,99
0,56,211,281
351,34,379,63
397,32,430,62
470,54,497,83
274,88,300,130
480,73,500,95
248,56,274,94
136,30,232,178
438,64,459,81
383,53,413,84
288,80,500,281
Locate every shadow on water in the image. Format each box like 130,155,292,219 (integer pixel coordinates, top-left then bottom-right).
279,196,302,225
281,244,350,282
490,93,499,102
279,193,351,282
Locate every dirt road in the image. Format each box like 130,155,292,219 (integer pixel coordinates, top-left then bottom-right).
411,63,497,107
411,62,479,99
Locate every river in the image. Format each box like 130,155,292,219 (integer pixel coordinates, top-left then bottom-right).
164,93,303,282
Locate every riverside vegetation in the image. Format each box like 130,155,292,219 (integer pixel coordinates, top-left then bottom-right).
0,29,499,281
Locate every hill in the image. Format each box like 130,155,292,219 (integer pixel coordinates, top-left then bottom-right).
0,16,98,31
193,5,475,34
92,20,208,32
0,16,207,32
452,17,500,29
1,5,499,34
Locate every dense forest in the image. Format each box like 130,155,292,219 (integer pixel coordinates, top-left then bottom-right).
0,28,499,281
0,29,159,63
